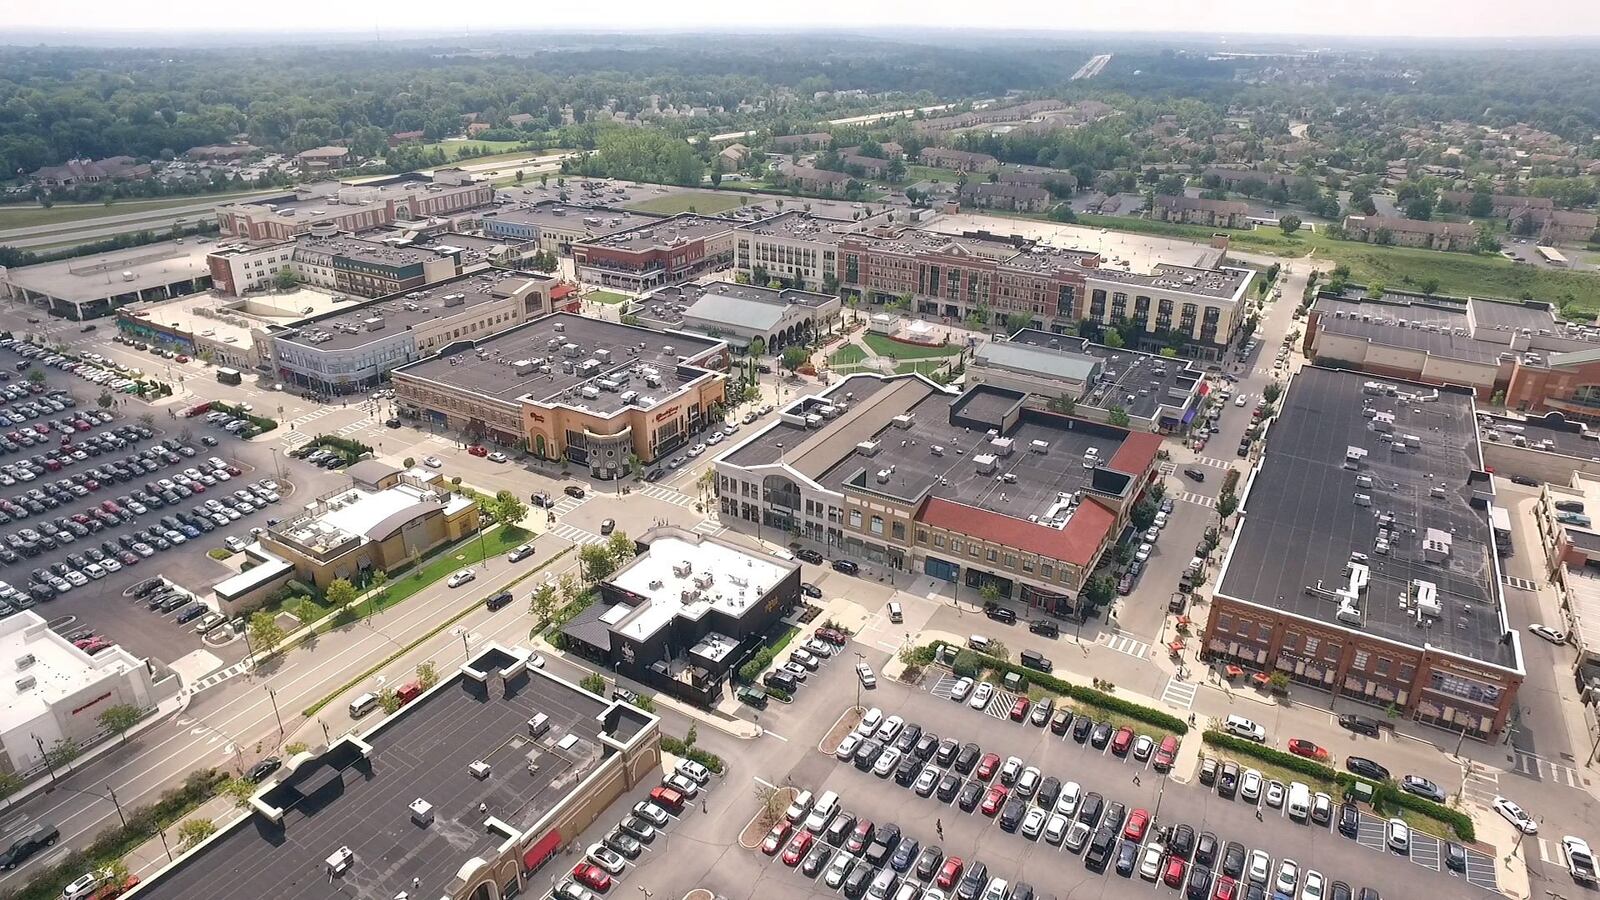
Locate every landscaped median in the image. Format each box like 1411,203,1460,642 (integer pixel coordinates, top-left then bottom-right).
922,641,1189,738
1199,730,1475,842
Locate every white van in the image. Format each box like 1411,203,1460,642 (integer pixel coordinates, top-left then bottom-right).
806,790,840,832
968,634,992,652
1224,714,1266,742
349,692,379,718
888,601,903,623
1287,781,1312,821
784,789,814,824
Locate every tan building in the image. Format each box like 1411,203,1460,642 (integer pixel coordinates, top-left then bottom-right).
1342,214,1478,251
959,182,1051,212
733,210,856,290
295,146,351,171
126,646,660,900
1152,195,1251,228
1509,207,1600,247
918,147,1000,173
771,132,833,152
218,177,494,243
393,312,730,476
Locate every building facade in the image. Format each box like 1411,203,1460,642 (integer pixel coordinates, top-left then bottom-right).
217,178,494,243
571,214,735,292
1342,215,1477,251
733,211,853,290
1152,195,1251,228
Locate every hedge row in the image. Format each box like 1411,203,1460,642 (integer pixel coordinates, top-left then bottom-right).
1200,730,1474,841
736,626,801,684
934,642,1188,735
211,401,278,433
660,736,726,774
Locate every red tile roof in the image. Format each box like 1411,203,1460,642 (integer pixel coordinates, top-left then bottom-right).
916,495,1116,568
1108,430,1163,477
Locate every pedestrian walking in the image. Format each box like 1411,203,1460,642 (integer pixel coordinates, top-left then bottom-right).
1255,808,1263,822
1133,773,1141,786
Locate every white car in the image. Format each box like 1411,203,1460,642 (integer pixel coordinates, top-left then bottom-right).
1275,859,1300,895
1135,542,1153,562
1235,395,1249,407
836,732,863,760
1494,796,1539,834
968,682,994,710
1065,821,1092,853
1300,870,1324,900
856,707,883,736
855,662,877,687
875,715,904,743
1139,842,1166,880
488,451,508,462
824,853,854,888
1055,781,1081,817
1132,734,1154,761
663,773,699,798
1528,624,1566,644
447,568,476,588
872,746,902,777
1020,807,1047,838
913,765,940,795
1247,850,1271,885
1264,780,1285,808
423,456,443,468
949,676,974,701
675,759,711,784
1386,818,1410,853
1043,813,1070,845
1240,768,1262,803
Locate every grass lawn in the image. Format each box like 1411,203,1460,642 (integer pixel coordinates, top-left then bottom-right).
861,332,962,360
828,345,868,368
903,165,967,185
586,289,632,305
419,139,530,160
625,191,748,215
895,359,952,377
0,190,273,231
365,524,532,615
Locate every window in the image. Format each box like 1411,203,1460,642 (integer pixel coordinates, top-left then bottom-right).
1375,657,1391,676
1004,553,1017,569
1352,650,1369,671
987,548,998,562
1040,563,1053,578
1257,624,1270,641
916,529,928,545
870,516,884,535
1304,637,1320,655
934,534,945,548
1021,558,1033,573
951,538,963,553
892,521,906,541
849,510,862,528
1216,614,1233,633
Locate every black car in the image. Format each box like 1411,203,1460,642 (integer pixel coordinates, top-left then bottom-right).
247,756,283,782
1338,802,1361,837
912,732,939,761
1037,776,1061,809
1337,713,1381,737
935,738,959,766
957,781,984,812
893,723,922,754
175,603,207,623
1050,708,1074,735
801,845,831,877
485,591,513,611
1221,842,1245,879
893,757,919,787
953,741,981,774
0,823,58,869
1077,792,1104,826
796,548,823,564
1194,831,1219,868
937,773,962,802
999,797,1025,832
954,862,988,900
801,582,823,599
1511,474,1540,487
1218,762,1239,798
1102,801,1126,834
1345,756,1391,782
1115,840,1139,877
1028,618,1059,638
889,837,919,872
983,602,1017,624
853,739,883,771
1446,842,1466,873
1089,721,1113,748
842,863,873,899
1186,866,1213,900
915,846,944,881
1072,715,1093,743
825,812,855,847
831,558,859,575
1169,823,1196,860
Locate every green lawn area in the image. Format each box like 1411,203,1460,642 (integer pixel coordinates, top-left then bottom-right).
586,289,632,305
365,525,533,616
419,139,530,160
861,332,962,359
0,189,273,231
902,165,966,184
625,191,749,215
828,344,868,368
895,359,952,377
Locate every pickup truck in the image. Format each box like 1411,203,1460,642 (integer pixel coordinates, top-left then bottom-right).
1565,836,1598,883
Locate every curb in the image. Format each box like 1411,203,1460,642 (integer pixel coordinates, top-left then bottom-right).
5,690,189,809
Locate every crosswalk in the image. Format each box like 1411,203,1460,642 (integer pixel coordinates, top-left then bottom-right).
1175,491,1216,509
549,495,588,517
1539,837,1571,866
184,658,253,694
1461,764,1500,806
1159,676,1198,709
334,416,374,437
691,519,726,537
1097,630,1150,659
281,430,313,448
1191,456,1233,470
284,407,335,430
1513,750,1582,789
638,483,697,507
1501,574,1539,592
548,522,605,546
1158,462,1178,476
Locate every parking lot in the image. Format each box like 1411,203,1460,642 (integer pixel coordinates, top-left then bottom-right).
0,339,347,665
720,679,1499,900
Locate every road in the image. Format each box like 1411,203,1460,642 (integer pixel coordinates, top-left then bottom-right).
707,101,983,144
0,193,279,243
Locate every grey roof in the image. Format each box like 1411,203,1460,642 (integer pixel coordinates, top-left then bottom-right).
346,459,401,485
684,293,787,332
1217,366,1517,669
976,340,1100,383
273,270,545,352
1005,329,1204,422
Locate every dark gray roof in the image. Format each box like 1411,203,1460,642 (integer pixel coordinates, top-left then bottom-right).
274,271,543,352
1217,367,1516,669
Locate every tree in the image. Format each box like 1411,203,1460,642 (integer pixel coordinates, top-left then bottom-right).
26,369,44,386
1261,382,1283,404
1047,394,1076,415
98,703,143,744
1467,192,1494,218
747,336,767,358
274,268,299,291
490,490,528,528
1130,500,1158,530
0,771,21,809
529,583,559,621
1048,203,1078,223
42,737,81,777
1103,330,1125,349
978,581,1002,606
514,169,525,184
1084,575,1116,607
1404,197,1433,221
606,531,635,563
366,570,389,617
1217,490,1240,520
285,741,309,755
580,672,607,696
755,785,790,829
219,776,258,808
98,390,115,410
416,661,439,690
378,687,402,713
325,577,358,608
781,346,808,374
580,543,619,582
1372,227,1394,245
1278,215,1302,235
177,818,217,849
248,610,285,656
1107,405,1131,427
1419,277,1441,296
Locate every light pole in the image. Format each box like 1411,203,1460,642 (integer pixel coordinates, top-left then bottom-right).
266,685,285,737
854,652,865,712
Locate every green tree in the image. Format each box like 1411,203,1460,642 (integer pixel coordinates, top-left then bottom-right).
1277,214,1302,235
0,771,22,809
325,578,358,608
98,390,115,409
285,741,309,755
781,345,808,374
580,672,607,695
416,661,439,690
1047,394,1076,415
177,818,217,849
1103,329,1125,349
274,268,299,291
378,687,402,713
42,736,81,778
580,543,619,582
529,583,559,622
26,369,45,385
248,610,285,656
1262,382,1283,404
490,489,528,528
1419,277,1441,296
97,703,143,745
1130,500,1157,530
606,531,635,563
747,336,767,358
1084,575,1116,607
1107,405,1131,427
219,776,258,808
1217,490,1239,520
366,570,389,617
1049,203,1078,223
1467,192,1494,218
978,581,1002,606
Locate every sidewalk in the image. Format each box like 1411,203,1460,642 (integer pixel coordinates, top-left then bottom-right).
120,794,242,882
6,691,188,810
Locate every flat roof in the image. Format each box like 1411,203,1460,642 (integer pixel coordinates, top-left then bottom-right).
275,270,544,352
394,311,723,415
2,240,213,303
578,213,732,252
734,210,857,246
1087,262,1252,301
138,657,615,900
297,234,444,268
226,178,478,220
645,281,837,333
486,202,662,237
997,329,1203,421
1217,366,1516,668
1479,411,1600,462
0,612,144,727
606,531,797,640
1313,291,1593,365
118,292,258,349
229,288,349,324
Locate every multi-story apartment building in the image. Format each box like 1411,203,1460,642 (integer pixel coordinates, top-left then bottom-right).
774,162,853,194
836,229,1090,331
714,375,1162,618
217,176,494,243
481,202,664,255
770,132,833,152
267,270,557,395
1508,207,1600,246
959,182,1051,212
1152,195,1251,228
1082,263,1254,360
1204,366,1523,739
733,211,856,290
571,214,735,292
1440,191,1552,218
1342,215,1478,251
207,235,465,298
917,148,1000,173
392,312,729,474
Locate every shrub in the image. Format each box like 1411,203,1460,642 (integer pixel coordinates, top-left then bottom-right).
1202,729,1339,781
932,642,1187,734
736,626,801,683
660,735,726,774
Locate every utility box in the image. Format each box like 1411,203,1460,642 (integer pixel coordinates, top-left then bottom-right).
409,798,435,827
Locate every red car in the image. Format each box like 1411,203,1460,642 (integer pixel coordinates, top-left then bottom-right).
980,785,1008,816
1287,739,1329,761
760,821,791,855
1123,808,1150,841
1153,735,1180,772
846,819,873,853
1009,697,1031,721
33,423,50,434
571,863,611,892
1213,876,1237,900
815,627,848,645
780,830,814,866
976,753,1001,780
936,857,965,889
468,445,489,458
1111,726,1135,756
1163,857,1187,888
649,785,685,812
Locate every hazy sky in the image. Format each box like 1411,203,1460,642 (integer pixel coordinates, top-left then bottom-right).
8,0,1600,38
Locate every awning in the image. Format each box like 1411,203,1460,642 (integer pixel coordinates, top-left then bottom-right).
522,830,561,872
1181,408,1199,425
1225,665,1244,678
1196,381,1211,397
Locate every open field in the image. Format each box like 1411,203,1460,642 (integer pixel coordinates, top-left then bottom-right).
861,332,962,359
0,190,271,231
418,139,531,160
902,165,966,184
624,191,748,215
585,289,631,305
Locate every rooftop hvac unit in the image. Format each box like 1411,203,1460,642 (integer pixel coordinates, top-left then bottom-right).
14,654,35,670
974,453,998,475
513,359,536,376
409,798,435,827
554,322,566,332
1411,579,1442,618
990,437,1015,456
857,440,881,457
620,391,639,405
876,468,892,484
563,342,580,356
892,414,915,429
468,760,492,779
580,386,601,399
14,675,35,692
1029,439,1049,454
672,561,693,577
596,348,612,362
363,317,386,331
805,414,822,428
